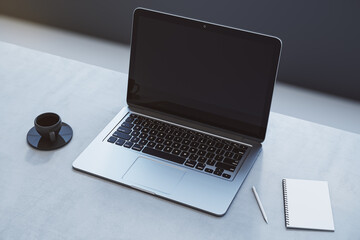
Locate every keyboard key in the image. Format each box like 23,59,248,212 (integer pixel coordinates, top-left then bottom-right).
214,170,222,176
149,124,157,129
172,149,181,155
172,142,181,148
147,142,156,148
121,122,134,129
130,137,140,143
117,127,131,134
216,149,225,155
107,136,117,143
233,153,242,160
155,138,164,143
207,146,216,152
197,150,206,156
157,126,166,131
155,144,164,150
215,168,224,173
199,144,207,150
164,129,173,135
240,145,248,150
131,131,140,136
215,162,236,172
189,135,198,141
215,142,224,148
198,156,207,163
125,117,134,123
222,139,232,145
132,144,144,151
223,158,240,166
222,173,231,179
207,159,216,166
223,145,232,151
115,139,125,146
180,145,189,151
139,139,148,145
123,141,133,148
190,142,199,147
133,125,142,131
215,155,224,161
181,133,191,139
188,130,195,135
195,163,206,170
147,135,156,141
149,130,158,135
142,147,186,164
231,142,240,148
130,113,138,118
180,151,189,158
196,132,204,137
133,119,142,125
164,140,172,146
142,121,150,127
189,147,197,154
205,168,213,173
199,138,207,144
206,153,215,159
157,132,166,138
182,139,190,145
235,148,246,154
139,133,148,139
224,152,234,158
189,154,199,161
154,120,162,125
164,146,173,152
165,135,174,140
185,160,196,168
232,148,242,154
113,131,131,140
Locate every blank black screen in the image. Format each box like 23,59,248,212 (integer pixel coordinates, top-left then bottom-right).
128,9,281,140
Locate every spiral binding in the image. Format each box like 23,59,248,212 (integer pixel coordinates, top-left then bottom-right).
282,179,290,226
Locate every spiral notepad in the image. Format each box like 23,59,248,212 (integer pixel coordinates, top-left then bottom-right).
282,179,335,231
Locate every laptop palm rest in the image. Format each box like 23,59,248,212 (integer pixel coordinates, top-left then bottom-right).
123,156,186,194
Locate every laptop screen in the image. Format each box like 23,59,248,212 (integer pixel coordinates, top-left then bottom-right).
128,9,281,140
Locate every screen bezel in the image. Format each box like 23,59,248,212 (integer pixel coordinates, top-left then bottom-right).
127,8,282,141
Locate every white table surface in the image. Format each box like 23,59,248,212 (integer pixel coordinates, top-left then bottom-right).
1,41,359,240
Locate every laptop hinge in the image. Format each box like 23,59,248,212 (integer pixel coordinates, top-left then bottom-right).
128,104,262,145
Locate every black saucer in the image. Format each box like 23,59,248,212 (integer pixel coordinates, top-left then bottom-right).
27,122,73,150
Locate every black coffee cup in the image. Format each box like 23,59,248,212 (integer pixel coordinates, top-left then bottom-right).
34,112,62,142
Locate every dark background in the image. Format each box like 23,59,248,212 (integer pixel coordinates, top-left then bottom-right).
1,0,359,101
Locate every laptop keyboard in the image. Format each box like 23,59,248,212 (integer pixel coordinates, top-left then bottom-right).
107,113,250,180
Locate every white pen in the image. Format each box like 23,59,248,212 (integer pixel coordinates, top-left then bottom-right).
252,186,268,224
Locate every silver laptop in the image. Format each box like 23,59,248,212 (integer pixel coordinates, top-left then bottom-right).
73,8,282,216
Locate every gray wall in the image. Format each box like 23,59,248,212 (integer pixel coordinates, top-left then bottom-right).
1,0,359,101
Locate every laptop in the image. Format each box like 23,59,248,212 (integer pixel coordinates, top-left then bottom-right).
73,8,282,216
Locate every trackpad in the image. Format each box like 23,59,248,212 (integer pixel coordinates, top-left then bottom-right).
123,157,186,194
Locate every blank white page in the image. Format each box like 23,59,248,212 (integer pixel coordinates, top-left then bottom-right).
283,179,335,231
